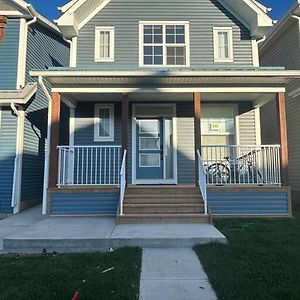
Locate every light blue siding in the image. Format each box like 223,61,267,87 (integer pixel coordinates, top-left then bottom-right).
0,18,19,89
208,191,289,215
77,0,253,67
0,109,17,213
20,22,69,204
51,192,119,215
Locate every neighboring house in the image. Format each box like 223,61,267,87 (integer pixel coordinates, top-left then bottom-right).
259,1,300,203
0,0,69,215
31,0,298,222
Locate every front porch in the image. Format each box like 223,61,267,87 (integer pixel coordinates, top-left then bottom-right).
30,67,293,220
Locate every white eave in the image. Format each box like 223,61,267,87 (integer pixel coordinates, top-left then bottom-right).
0,83,37,106
56,0,274,39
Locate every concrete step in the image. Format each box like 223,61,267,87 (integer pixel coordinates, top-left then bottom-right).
117,213,210,224
124,195,202,204
124,204,204,214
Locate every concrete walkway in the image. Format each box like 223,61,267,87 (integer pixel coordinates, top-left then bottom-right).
139,248,217,300
0,205,44,250
2,216,226,253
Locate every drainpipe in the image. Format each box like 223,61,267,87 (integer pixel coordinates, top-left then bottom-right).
38,76,52,215
10,104,25,214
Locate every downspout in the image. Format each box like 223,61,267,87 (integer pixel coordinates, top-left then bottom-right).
10,104,25,214
10,5,38,213
38,76,52,215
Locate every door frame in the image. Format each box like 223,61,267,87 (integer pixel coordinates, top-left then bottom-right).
132,103,178,185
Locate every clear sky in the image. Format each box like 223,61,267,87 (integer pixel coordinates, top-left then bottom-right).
30,0,296,21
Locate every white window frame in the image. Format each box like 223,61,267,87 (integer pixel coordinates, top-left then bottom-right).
94,103,114,142
94,26,115,62
139,21,190,67
213,27,233,63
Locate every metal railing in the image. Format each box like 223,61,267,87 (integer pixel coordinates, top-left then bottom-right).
57,145,122,187
201,145,281,186
119,150,127,215
197,150,208,215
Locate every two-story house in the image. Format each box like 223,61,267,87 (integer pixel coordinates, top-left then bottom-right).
31,0,298,222
0,0,69,215
259,0,300,204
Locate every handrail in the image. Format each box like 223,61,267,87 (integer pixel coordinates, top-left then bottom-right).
119,150,127,216
197,150,208,216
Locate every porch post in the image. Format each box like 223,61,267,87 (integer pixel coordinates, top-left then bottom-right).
48,92,61,188
194,92,201,184
277,92,289,186
122,93,129,179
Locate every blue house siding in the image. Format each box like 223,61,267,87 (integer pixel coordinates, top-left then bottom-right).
20,22,70,205
50,192,119,215
0,109,17,213
0,18,20,89
208,191,290,215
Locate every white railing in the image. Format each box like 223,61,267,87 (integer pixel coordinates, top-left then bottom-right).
197,150,208,215
119,150,127,215
201,145,281,186
57,145,122,187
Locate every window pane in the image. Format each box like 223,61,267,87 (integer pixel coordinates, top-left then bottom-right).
218,31,229,59
154,46,163,55
166,25,175,34
154,34,163,43
139,120,159,134
176,25,185,34
176,34,185,44
144,56,153,65
144,46,152,55
98,108,110,137
144,34,152,43
140,154,160,167
140,137,160,150
154,56,163,65
144,25,152,34
154,25,163,34
99,31,110,58
166,34,175,43
167,46,186,65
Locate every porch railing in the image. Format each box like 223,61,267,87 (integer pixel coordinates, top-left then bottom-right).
197,150,208,215
201,145,281,186
57,145,122,187
119,150,127,215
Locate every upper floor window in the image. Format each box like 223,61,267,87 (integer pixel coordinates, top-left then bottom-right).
139,22,190,67
213,27,233,63
95,26,115,62
94,104,114,142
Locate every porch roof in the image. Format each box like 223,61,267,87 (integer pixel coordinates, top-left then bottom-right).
30,66,300,95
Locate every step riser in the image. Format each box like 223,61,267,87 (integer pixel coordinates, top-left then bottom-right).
126,189,200,196
124,207,204,214
124,198,202,204
117,217,210,224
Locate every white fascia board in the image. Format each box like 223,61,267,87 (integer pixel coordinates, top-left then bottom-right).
0,10,23,16
56,13,79,38
30,69,300,78
59,0,80,13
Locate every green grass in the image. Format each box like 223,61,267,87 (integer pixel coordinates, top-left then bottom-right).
0,248,142,300
194,203,300,300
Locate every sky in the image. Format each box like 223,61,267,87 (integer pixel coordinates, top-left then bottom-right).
29,0,296,21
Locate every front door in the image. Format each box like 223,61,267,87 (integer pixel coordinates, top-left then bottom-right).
135,117,175,183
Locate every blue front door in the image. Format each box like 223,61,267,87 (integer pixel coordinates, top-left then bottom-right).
136,118,164,180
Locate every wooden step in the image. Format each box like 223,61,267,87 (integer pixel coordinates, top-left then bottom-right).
124,203,204,214
117,213,210,224
124,195,202,204
125,187,200,196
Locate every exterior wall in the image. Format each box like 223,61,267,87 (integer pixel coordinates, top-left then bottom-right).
20,22,70,206
260,19,300,191
0,18,19,89
0,108,17,213
208,189,290,215
50,191,119,215
77,0,253,67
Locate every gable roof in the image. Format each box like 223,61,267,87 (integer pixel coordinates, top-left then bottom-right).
0,0,62,35
56,0,274,39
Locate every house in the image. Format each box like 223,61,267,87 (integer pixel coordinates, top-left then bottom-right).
259,0,300,204
0,0,69,216
30,0,298,222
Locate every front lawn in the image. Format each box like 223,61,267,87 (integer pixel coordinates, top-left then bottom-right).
194,202,300,300
0,248,142,300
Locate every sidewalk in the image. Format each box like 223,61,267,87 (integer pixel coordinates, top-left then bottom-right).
139,248,217,300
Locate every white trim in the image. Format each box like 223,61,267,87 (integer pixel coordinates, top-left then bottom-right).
69,107,75,146
0,10,23,16
132,103,177,185
52,87,286,94
251,37,260,67
70,36,78,67
139,21,190,67
94,26,115,62
94,103,114,142
213,27,234,63
255,106,262,145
